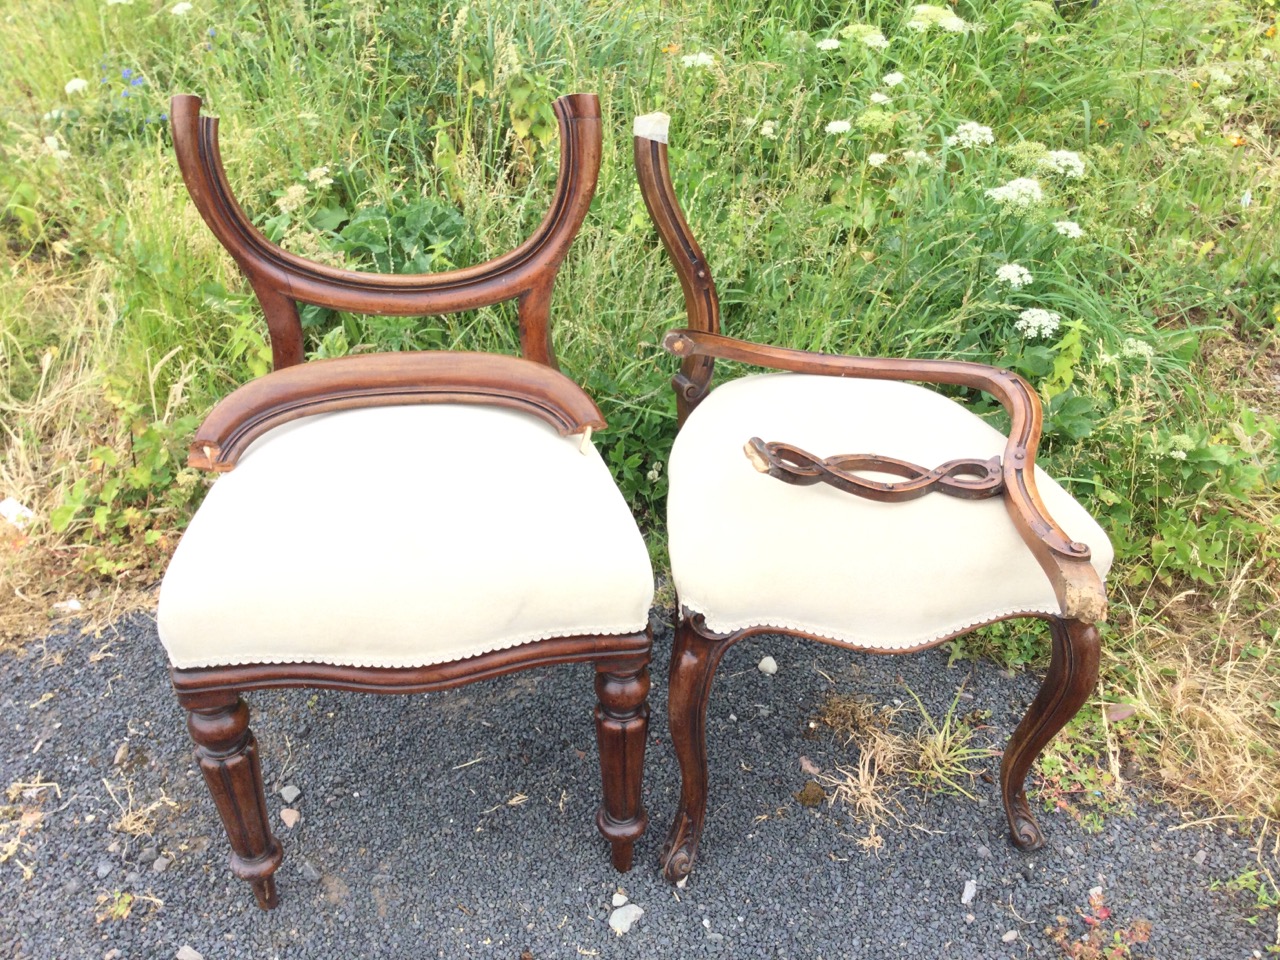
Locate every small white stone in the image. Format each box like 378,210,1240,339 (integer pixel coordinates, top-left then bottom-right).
1001,930,1019,943
609,903,644,934
52,598,82,615
175,947,203,960
280,784,301,804
961,879,977,904
611,892,628,907
757,656,778,676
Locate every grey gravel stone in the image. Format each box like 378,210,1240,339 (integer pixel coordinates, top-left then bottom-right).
1002,930,1019,943
1194,849,1207,866
138,845,158,864
175,947,203,960
961,879,977,905
1,613,1270,960
94,861,112,880
977,845,990,858
152,856,171,874
280,784,302,804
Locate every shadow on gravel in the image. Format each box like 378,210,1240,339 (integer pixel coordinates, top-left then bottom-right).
0,612,1269,959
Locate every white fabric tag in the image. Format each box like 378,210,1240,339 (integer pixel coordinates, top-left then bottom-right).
633,112,670,143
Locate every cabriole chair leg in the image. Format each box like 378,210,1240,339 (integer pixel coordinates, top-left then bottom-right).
185,694,284,910
1000,617,1101,850
660,616,737,883
593,652,651,871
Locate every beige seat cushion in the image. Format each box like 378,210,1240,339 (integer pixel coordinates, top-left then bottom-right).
158,405,654,669
668,374,1113,649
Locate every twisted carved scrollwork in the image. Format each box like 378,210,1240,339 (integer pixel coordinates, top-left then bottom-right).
744,437,1004,503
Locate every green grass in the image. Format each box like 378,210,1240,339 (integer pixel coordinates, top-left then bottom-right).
1,0,1278,842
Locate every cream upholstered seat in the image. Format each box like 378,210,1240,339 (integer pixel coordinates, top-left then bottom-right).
158,404,654,670
668,373,1112,650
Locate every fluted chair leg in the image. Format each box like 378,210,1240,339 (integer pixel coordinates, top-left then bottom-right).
593,650,651,871
186,695,284,910
1000,617,1101,850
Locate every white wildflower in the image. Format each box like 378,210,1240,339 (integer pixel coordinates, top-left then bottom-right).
306,165,333,188
171,1,193,13
64,78,89,95
1120,337,1154,360
1037,150,1085,179
1168,434,1194,454
43,135,71,161
817,38,841,51
867,152,888,167
760,120,778,140
1210,94,1232,111
863,31,891,49
1169,449,1187,460
1053,220,1084,239
1015,308,1061,338
275,183,308,213
945,121,994,148
825,119,852,135
902,149,932,165
996,263,1034,289
1207,67,1235,87
985,177,1044,214
869,92,892,105
882,71,904,87
907,5,968,32
681,52,715,68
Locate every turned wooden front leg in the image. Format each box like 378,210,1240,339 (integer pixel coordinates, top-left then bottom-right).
593,652,650,872
1000,617,1100,850
186,695,284,909
660,616,737,883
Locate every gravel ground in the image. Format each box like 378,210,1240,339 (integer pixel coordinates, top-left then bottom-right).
0,611,1273,960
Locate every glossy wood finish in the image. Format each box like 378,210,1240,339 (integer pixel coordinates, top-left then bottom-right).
1001,618,1100,849
189,351,606,471
163,93,651,908
635,123,1107,882
172,93,602,370
186,696,283,909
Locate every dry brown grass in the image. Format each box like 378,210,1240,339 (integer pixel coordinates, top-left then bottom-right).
0,259,163,647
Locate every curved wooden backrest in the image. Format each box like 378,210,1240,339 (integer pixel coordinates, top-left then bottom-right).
633,112,720,423
171,93,602,371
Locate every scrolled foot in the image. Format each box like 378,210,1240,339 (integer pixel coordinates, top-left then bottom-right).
1006,792,1045,850
660,812,697,882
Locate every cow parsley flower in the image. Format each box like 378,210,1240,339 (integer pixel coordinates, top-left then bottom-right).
869,92,892,105
171,1,193,13
996,263,1034,289
863,31,891,49
817,38,841,51
1120,337,1154,360
760,120,778,140
43,135,71,161
1037,150,1085,179
901,149,932,165
841,25,891,49
907,5,969,32
1053,220,1084,239
825,119,852,135
306,166,333,188
945,121,994,148
276,183,308,213
681,52,715,68
64,78,89,95
882,71,904,87
1015,308,1061,338
985,177,1044,214
867,152,888,167
1167,434,1194,460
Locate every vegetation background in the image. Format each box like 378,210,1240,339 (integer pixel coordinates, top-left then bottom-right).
1,0,1277,918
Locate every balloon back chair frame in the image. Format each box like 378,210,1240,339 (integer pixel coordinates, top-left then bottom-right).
164,93,650,909
633,115,1107,883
